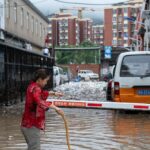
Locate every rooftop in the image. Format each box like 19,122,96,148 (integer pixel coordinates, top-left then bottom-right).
23,0,49,23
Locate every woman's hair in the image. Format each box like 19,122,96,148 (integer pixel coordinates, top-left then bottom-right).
33,69,50,82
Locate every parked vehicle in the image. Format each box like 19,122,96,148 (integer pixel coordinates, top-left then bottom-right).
78,70,99,80
110,51,150,104
53,66,69,87
53,66,61,87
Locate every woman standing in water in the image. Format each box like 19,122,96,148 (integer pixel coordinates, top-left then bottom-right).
21,69,64,150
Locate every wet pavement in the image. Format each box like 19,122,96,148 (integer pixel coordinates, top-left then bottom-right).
0,82,150,150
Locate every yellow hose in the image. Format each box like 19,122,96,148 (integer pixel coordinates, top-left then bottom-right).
55,109,71,150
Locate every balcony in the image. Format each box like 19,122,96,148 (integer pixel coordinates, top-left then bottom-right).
118,16,123,22
48,30,52,34
60,29,68,33
118,26,123,32
59,21,68,27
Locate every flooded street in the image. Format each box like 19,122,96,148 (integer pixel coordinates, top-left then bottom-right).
0,82,150,150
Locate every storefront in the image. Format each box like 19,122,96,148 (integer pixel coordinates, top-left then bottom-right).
0,42,54,105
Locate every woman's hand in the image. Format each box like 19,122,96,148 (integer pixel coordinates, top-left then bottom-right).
49,91,64,97
55,92,64,97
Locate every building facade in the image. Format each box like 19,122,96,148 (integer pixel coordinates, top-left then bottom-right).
92,25,104,46
0,0,53,105
104,0,143,48
2,0,49,53
48,13,80,47
48,14,94,47
58,16,79,46
78,18,93,44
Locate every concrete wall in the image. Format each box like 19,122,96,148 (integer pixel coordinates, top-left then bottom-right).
5,0,48,48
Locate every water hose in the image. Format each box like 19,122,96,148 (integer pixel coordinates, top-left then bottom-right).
55,109,71,150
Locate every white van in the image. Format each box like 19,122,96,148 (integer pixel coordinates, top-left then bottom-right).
53,66,62,86
111,51,150,104
53,66,69,87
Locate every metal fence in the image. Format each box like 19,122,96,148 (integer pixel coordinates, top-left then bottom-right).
0,43,54,106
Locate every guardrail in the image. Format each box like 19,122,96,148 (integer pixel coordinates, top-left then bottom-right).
47,99,150,111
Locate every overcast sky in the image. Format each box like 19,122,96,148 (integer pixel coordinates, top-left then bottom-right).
30,0,127,24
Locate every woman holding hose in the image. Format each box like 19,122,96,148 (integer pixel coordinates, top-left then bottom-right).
21,68,64,150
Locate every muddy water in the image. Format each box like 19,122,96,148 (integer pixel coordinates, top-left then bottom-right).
0,108,150,150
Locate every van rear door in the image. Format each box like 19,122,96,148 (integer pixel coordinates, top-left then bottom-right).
118,54,150,103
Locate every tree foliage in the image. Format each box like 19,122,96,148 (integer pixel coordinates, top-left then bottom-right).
56,49,100,64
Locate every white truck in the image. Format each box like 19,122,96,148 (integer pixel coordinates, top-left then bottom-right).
78,70,99,80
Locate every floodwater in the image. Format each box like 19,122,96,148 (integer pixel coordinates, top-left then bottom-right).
0,108,150,150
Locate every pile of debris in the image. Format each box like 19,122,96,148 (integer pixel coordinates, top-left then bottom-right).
53,81,107,101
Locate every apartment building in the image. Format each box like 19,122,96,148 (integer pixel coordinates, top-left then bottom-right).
92,25,104,46
48,13,79,47
58,16,79,46
140,0,150,51
104,0,143,48
78,18,93,44
0,0,49,53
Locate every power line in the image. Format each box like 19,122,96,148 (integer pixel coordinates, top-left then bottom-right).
54,0,129,6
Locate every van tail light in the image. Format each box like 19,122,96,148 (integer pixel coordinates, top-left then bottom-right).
114,82,120,95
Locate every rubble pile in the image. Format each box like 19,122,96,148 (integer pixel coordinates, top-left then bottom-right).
54,81,107,101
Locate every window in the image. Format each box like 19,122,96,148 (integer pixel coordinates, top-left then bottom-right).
131,24,135,31
31,16,34,33
113,40,117,45
36,20,38,35
21,8,24,26
131,31,134,37
113,33,117,37
118,16,122,22
40,23,42,37
118,40,122,45
131,8,136,14
124,32,128,38
27,12,29,30
124,40,128,44
118,8,122,15
6,0,10,18
43,27,45,38
124,8,128,13
14,2,17,23
113,9,117,14
113,17,116,22
124,24,128,28
113,25,117,29
118,24,122,31
120,55,150,77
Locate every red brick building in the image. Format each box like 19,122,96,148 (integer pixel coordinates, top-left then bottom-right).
78,18,93,44
58,16,79,46
48,13,79,47
104,0,142,48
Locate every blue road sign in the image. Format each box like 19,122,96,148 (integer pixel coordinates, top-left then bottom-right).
104,46,112,59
